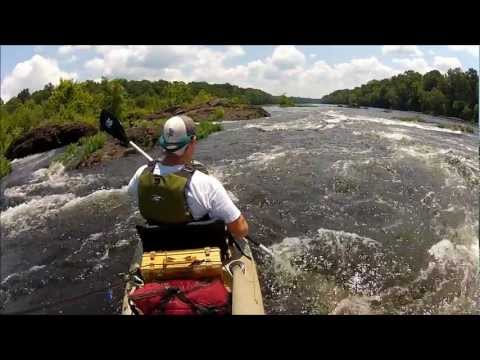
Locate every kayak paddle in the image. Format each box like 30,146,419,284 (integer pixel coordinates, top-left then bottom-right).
99,109,154,162
245,235,275,257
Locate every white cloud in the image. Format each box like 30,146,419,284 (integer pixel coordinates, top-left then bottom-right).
66,55,78,63
81,46,250,84
225,46,245,58
270,45,306,69
296,57,399,97
85,57,106,73
447,45,479,57
1,55,77,101
392,57,432,73
433,56,463,72
309,54,317,58
382,45,423,57
58,45,92,55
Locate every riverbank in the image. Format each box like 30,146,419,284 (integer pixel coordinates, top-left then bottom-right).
1,99,270,177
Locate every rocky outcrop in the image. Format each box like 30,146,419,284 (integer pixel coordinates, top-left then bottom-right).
143,98,270,122
220,105,270,121
77,125,163,168
5,123,97,160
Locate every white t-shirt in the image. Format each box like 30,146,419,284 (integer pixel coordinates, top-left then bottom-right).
127,163,241,224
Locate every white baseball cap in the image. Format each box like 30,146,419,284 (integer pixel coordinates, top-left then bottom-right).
159,115,196,155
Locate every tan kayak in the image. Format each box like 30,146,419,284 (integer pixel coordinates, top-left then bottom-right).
121,220,264,315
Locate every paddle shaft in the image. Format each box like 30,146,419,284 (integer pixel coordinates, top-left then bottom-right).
129,141,153,162
245,235,274,257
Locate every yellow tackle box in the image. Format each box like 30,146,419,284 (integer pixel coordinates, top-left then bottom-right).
140,247,223,282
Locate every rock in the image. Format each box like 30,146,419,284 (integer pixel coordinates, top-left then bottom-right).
5,123,97,160
126,126,162,148
222,105,270,121
141,98,270,123
207,98,229,107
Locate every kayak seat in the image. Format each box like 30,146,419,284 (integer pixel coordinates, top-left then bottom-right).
136,219,229,256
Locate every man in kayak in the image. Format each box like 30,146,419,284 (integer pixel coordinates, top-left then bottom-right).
127,115,249,240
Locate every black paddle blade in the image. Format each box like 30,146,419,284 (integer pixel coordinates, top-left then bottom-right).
99,109,129,147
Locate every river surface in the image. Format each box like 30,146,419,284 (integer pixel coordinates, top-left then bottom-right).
1,105,479,314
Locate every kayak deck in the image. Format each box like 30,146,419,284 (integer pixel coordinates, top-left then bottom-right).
121,239,264,315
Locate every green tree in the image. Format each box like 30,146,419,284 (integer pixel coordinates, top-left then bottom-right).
31,83,54,104
17,88,31,103
423,70,445,92
425,88,448,116
452,100,466,117
461,105,473,121
102,79,127,118
279,94,295,107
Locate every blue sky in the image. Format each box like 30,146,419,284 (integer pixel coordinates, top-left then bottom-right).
1,45,478,101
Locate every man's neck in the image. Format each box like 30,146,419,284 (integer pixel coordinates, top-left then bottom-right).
161,156,189,167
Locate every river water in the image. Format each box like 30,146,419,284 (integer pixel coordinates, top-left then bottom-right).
1,105,478,314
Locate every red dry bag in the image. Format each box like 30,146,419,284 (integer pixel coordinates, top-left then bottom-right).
128,279,230,315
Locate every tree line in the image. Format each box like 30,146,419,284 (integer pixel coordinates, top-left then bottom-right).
0,78,296,177
321,68,479,123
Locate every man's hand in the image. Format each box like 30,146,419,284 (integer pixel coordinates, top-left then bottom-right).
227,214,249,240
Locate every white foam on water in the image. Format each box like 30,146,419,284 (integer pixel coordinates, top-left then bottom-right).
10,150,57,166
272,229,381,253
324,111,350,123
114,239,131,248
331,295,381,315
66,232,105,261
351,114,464,134
208,167,226,183
3,186,29,200
244,114,337,132
376,131,413,141
1,193,77,237
246,146,287,167
270,229,382,279
323,124,337,130
29,265,46,272
395,146,479,188
1,264,46,285
270,236,312,256
330,158,375,177
316,228,381,248
100,248,109,261
60,186,128,213
220,120,242,124
218,145,291,173
415,239,479,297
269,237,308,276
3,162,102,205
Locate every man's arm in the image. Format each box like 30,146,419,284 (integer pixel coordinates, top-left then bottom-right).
127,165,147,200
204,175,248,239
227,214,249,240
